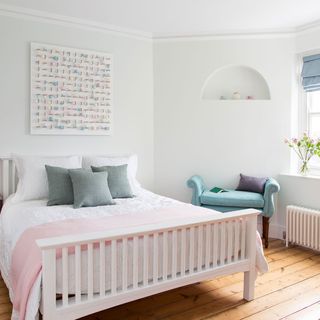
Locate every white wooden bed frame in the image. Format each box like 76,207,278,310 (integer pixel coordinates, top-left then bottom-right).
0,158,259,320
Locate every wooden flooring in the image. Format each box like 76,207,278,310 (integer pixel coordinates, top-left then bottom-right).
1,239,320,320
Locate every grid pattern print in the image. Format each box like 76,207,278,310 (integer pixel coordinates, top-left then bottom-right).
30,43,113,135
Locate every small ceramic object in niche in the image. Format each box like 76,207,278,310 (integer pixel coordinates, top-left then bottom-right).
247,95,254,100
220,95,227,100
232,92,241,100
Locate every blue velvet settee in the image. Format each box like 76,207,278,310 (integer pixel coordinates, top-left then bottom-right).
187,175,280,248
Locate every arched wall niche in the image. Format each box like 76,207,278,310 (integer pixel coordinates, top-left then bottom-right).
201,65,271,100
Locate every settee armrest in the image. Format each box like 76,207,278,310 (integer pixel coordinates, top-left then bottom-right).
263,178,280,218
187,175,206,206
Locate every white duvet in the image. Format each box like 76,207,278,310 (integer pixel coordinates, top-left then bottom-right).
0,188,268,320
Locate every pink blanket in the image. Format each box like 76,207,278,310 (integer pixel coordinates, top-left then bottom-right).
11,205,216,320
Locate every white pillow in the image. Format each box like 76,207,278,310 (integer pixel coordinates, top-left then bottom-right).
12,155,82,202
82,154,141,194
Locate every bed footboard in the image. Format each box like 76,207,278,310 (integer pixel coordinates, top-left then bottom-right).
37,209,258,320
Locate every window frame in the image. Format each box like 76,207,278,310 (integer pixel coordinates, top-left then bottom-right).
306,93,320,134
298,53,320,175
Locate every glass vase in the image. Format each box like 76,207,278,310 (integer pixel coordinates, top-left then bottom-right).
300,161,309,176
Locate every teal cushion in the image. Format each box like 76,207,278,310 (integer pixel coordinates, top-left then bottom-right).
201,205,248,212
69,169,115,209
91,164,133,198
45,165,75,206
201,205,262,213
200,190,264,208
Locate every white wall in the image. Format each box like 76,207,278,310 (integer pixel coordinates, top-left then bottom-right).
296,29,320,53
0,16,154,189
154,37,294,199
153,37,295,237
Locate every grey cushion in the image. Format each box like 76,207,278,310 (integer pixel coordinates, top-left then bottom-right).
69,169,115,209
91,164,133,198
236,174,268,194
45,165,75,206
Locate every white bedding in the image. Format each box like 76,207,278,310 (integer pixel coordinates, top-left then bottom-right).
0,188,268,320
0,188,184,320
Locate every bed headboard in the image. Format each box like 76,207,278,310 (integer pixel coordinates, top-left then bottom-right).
0,157,17,202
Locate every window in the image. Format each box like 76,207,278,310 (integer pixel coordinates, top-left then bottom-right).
301,53,320,172
306,91,320,137
304,91,320,170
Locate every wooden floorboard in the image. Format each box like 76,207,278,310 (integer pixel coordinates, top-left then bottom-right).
1,239,320,320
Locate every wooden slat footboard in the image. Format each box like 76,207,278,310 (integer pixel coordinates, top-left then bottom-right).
37,209,258,320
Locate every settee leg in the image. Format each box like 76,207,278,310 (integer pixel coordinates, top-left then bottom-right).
262,216,270,249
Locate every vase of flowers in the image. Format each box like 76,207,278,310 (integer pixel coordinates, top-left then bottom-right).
285,133,320,175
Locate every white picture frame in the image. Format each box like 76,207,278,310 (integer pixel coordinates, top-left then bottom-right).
30,42,113,135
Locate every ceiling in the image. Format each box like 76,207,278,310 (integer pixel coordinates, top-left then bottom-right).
1,0,320,38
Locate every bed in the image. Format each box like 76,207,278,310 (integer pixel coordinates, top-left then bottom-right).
0,156,267,320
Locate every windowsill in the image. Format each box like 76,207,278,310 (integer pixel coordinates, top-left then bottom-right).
280,172,320,180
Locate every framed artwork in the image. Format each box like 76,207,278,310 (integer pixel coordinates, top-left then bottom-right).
30,43,113,135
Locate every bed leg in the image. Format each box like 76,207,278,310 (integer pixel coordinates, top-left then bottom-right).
42,249,57,320
243,270,255,301
243,215,257,301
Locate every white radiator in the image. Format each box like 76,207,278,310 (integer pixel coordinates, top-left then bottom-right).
286,205,320,251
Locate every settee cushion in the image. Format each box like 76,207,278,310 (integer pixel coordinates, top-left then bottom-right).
200,190,264,208
237,173,267,194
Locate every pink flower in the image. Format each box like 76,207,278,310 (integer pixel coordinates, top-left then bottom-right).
284,138,289,143
292,138,298,143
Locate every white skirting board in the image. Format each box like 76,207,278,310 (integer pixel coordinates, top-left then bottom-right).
257,221,285,240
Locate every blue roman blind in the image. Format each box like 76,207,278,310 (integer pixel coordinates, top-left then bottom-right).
302,54,320,92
